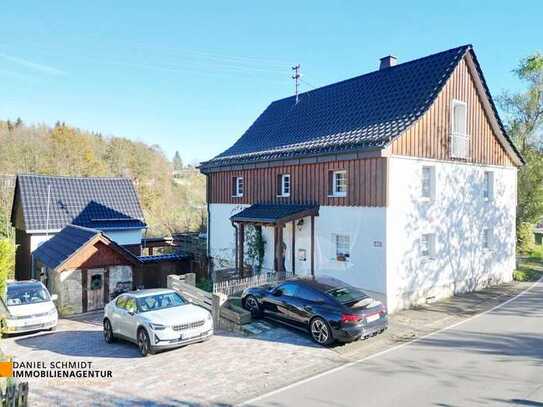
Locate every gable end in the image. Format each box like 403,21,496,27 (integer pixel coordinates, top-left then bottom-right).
388,50,522,167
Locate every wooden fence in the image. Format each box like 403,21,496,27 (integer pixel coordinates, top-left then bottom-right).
167,274,213,311
213,271,295,297
167,273,251,330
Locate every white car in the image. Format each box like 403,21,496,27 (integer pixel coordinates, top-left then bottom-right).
103,288,213,356
2,280,58,335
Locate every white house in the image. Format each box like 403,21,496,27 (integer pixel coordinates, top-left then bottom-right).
199,45,523,313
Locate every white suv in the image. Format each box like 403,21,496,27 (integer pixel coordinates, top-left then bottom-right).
3,280,58,335
103,289,213,356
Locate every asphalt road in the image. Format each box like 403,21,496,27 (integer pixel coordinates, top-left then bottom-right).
246,280,543,407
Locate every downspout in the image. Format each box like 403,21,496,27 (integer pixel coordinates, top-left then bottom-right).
232,222,238,272
206,173,213,279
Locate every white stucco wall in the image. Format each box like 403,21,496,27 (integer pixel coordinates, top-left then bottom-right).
102,229,143,245
30,234,53,252
386,156,517,312
209,203,387,294
30,228,143,254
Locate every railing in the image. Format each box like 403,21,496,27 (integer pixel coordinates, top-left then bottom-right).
167,274,213,311
213,270,295,297
450,132,470,159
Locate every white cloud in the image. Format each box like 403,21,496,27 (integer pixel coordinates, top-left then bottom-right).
0,52,66,76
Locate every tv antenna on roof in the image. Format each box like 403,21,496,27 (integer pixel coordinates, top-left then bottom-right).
291,64,301,104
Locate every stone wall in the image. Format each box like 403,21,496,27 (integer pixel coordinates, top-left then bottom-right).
51,269,83,316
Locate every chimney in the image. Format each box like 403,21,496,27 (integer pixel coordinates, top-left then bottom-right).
379,55,397,70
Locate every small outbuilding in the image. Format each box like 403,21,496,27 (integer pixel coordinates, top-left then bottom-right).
33,224,139,315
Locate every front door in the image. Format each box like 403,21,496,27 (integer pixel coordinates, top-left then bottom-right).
87,269,105,311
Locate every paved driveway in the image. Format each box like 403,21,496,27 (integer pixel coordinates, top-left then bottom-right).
1,281,531,406
2,312,343,406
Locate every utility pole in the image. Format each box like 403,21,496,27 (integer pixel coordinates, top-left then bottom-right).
291,64,301,104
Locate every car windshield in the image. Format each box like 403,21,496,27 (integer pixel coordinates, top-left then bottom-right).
7,283,50,306
326,285,368,305
136,292,186,312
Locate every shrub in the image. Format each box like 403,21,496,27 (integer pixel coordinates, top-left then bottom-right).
0,239,15,298
196,277,213,293
517,222,536,254
513,268,543,282
529,244,543,260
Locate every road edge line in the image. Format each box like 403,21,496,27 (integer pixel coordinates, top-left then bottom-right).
239,278,542,406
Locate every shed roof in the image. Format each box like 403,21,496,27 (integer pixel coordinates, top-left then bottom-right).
230,204,319,225
33,224,139,271
11,174,146,233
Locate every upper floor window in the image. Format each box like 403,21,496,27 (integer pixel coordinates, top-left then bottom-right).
421,233,436,258
329,170,347,197
277,174,291,197
483,171,494,201
232,176,244,197
451,100,469,159
483,227,492,250
421,166,436,200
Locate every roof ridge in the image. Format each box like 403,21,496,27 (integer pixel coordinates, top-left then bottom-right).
16,173,132,181
65,224,101,234
271,44,472,104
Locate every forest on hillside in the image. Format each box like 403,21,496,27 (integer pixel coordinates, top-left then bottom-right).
0,119,206,238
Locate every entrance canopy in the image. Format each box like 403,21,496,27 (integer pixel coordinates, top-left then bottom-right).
230,204,319,225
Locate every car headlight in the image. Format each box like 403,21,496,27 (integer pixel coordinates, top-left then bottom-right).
206,313,212,321
149,322,166,330
48,309,58,316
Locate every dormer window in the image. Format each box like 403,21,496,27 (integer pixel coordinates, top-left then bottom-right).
451,99,469,159
232,176,244,197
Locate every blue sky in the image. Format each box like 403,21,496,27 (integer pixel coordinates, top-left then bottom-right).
0,1,541,164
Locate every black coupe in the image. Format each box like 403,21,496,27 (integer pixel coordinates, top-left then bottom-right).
241,276,388,346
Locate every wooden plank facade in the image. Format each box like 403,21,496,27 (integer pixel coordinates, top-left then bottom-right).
208,157,387,207
390,57,514,167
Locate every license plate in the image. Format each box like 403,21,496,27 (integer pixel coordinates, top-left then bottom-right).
366,314,380,323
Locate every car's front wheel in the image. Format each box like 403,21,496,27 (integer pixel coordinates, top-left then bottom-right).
103,319,115,343
137,328,153,357
310,317,334,346
243,295,262,318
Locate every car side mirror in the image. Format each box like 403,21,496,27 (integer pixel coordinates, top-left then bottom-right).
273,289,283,297
50,294,58,302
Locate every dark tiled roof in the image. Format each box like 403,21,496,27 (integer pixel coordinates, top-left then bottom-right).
201,44,519,170
137,253,192,264
230,204,319,225
33,225,100,270
13,174,146,232
33,224,140,270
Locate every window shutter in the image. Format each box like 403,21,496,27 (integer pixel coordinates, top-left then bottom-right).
232,177,236,196
328,171,333,195
277,174,282,196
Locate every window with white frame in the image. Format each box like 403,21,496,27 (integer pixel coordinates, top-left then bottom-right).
335,234,350,261
330,170,347,197
483,227,492,250
278,174,291,197
232,176,244,197
483,171,494,201
421,233,436,258
421,166,436,200
451,100,469,159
